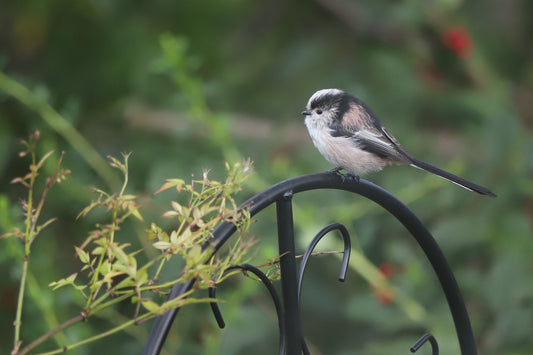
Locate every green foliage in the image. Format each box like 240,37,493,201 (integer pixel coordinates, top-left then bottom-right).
2,134,256,354
1,131,70,354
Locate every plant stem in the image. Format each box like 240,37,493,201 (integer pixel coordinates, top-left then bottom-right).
26,270,68,347
18,314,85,355
14,257,29,351
29,313,153,355
88,254,165,310
89,293,131,314
85,249,106,310
19,292,133,354
14,151,37,350
85,206,119,310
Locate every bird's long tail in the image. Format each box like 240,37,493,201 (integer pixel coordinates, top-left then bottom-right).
409,158,496,197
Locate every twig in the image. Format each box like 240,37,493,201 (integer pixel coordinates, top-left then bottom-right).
18,314,85,355
254,250,344,269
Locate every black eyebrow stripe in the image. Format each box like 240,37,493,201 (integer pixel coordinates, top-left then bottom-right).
310,92,353,121
310,93,339,109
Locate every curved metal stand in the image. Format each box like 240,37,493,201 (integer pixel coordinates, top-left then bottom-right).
143,172,477,355
209,264,286,355
411,333,439,354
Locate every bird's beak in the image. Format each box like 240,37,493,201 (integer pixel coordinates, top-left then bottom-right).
301,110,311,116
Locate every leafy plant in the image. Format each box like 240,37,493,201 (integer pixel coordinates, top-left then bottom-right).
1,131,70,354
2,132,256,355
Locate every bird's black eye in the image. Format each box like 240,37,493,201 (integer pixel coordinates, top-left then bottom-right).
315,109,323,115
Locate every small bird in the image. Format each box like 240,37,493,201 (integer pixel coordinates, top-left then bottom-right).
302,88,496,197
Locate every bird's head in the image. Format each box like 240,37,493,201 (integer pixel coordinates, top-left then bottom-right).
301,88,352,125
301,88,380,131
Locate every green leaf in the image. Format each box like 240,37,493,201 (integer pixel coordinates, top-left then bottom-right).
154,179,185,194
108,242,130,265
92,246,105,255
128,204,144,221
75,246,90,264
152,241,171,250
136,268,148,285
142,300,162,314
49,273,78,290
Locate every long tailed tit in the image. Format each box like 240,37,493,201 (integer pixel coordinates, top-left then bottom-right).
302,88,496,197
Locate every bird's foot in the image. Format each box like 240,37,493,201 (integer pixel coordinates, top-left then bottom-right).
327,167,360,183
327,167,344,176
346,173,360,183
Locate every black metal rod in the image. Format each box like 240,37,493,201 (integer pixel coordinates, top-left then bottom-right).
143,279,194,355
143,173,478,355
296,222,351,355
276,191,302,354
208,287,226,329
297,222,351,301
208,264,286,354
411,333,439,355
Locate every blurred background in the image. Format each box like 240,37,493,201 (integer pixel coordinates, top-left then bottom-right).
1,1,532,354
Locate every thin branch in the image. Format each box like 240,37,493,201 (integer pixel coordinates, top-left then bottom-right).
254,250,345,269
18,314,85,355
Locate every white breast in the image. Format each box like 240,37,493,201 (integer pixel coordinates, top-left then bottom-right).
305,118,388,175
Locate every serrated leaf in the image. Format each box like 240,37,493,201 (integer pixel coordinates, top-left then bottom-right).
66,273,77,283
75,246,90,264
128,204,144,221
48,280,67,290
49,273,77,290
108,242,129,265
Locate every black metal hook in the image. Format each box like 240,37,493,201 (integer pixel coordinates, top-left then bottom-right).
297,222,351,300
296,223,351,355
208,286,225,329
208,264,286,355
410,333,439,355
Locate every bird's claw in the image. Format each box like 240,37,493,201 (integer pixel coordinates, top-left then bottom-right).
327,168,360,183
328,167,344,175
346,173,360,183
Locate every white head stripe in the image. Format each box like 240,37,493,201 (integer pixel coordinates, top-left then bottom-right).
307,88,344,108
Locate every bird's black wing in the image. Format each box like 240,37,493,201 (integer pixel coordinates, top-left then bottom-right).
351,129,408,161
327,99,409,162
330,119,407,161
